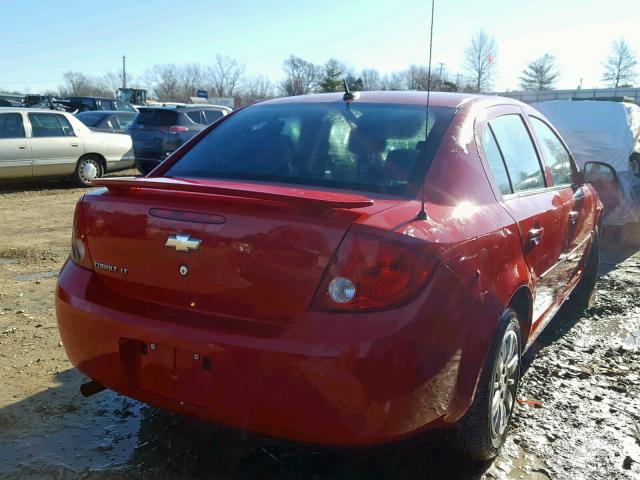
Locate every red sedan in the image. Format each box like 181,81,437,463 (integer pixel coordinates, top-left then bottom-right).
56,92,608,460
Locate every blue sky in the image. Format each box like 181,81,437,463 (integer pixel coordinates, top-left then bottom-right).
1,0,638,93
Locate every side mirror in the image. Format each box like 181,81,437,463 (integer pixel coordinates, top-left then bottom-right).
583,161,618,184
573,170,584,186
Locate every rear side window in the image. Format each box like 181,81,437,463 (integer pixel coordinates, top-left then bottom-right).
489,115,545,192
529,117,573,186
482,127,512,195
29,113,75,137
80,98,95,108
99,99,115,110
203,109,224,124
165,103,456,196
0,113,25,138
185,110,205,125
134,109,178,126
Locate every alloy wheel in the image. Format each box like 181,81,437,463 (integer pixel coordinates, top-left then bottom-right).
490,329,519,439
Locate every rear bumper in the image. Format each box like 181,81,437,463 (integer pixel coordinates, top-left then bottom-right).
55,259,488,445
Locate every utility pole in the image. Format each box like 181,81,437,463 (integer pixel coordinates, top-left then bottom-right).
437,62,445,80
122,56,127,89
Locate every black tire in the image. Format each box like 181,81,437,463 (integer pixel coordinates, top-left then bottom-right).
136,162,156,176
571,228,600,312
73,155,103,187
449,309,522,461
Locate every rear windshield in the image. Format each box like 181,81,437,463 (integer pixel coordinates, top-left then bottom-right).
165,103,455,196
134,109,178,126
76,112,104,127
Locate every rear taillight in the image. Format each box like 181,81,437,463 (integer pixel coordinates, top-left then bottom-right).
70,198,93,270
312,231,437,312
169,126,189,134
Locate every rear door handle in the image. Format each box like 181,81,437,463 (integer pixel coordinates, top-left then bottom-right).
568,211,579,225
17,145,26,150
527,226,545,246
70,143,79,147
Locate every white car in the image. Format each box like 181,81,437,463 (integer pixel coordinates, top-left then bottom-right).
0,107,134,186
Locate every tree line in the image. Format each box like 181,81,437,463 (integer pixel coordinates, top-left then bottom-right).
3,32,637,102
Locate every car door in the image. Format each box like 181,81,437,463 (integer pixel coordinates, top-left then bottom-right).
481,107,566,328
29,112,82,177
0,112,32,179
527,115,595,284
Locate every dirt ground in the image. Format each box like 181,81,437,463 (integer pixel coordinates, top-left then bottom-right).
1,176,639,480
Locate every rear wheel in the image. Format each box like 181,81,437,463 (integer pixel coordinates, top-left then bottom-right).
450,309,521,461
73,155,103,187
136,162,156,176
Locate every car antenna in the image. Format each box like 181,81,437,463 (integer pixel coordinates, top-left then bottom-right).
342,79,359,102
416,0,436,221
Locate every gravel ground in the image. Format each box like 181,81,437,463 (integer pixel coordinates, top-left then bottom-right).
0,178,639,480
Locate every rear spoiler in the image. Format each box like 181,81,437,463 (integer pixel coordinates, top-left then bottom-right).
92,177,375,209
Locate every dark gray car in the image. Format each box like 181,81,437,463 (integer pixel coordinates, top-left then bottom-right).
75,111,137,134
128,105,230,174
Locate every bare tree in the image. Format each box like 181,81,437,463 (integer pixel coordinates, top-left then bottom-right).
142,64,181,101
280,55,321,96
179,63,204,101
519,54,560,90
242,75,275,100
380,72,407,90
99,71,124,95
464,30,497,92
405,65,430,90
361,69,381,91
602,39,638,88
62,71,93,96
207,55,245,97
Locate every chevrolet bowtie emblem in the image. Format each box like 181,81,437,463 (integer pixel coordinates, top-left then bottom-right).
165,233,202,252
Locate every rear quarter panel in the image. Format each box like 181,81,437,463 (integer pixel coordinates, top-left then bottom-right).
83,132,134,170
358,99,533,420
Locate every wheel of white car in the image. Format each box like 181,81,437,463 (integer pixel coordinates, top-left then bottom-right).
73,155,103,187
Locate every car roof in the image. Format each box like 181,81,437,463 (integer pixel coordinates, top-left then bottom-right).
69,96,115,101
258,91,522,109
139,105,229,111
0,107,71,114
76,110,136,115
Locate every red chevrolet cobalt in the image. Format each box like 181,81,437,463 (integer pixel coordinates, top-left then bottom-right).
56,92,607,460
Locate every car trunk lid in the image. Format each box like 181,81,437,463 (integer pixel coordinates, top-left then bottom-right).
84,177,396,324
